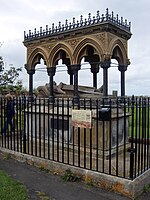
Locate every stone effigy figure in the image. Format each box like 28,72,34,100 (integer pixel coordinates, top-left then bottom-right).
37,82,103,98
50,82,66,95
37,82,66,98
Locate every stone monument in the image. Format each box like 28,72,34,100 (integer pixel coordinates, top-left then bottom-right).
37,82,103,99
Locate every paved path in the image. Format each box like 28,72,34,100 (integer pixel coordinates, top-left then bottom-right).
0,153,149,200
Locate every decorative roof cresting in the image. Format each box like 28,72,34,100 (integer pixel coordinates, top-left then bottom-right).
24,8,131,41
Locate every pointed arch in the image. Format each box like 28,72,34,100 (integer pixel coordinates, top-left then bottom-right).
27,47,49,69
73,37,104,64
49,42,73,66
109,39,128,65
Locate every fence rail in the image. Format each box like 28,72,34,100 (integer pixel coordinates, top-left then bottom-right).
0,96,150,180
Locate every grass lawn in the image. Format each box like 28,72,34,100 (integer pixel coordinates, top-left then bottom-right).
0,170,29,200
128,106,150,138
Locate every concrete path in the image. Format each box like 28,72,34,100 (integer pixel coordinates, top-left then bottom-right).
0,153,149,200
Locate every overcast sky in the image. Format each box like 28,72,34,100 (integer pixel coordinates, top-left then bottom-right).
0,0,150,96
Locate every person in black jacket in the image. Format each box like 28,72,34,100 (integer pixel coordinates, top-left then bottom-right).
2,94,15,135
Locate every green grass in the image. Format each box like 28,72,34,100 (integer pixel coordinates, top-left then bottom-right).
0,170,29,200
61,168,81,182
128,106,150,138
143,184,150,193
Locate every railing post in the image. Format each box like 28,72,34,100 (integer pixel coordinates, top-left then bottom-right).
22,96,27,154
142,97,146,138
128,95,135,179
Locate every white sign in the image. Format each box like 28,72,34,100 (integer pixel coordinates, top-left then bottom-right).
72,109,92,128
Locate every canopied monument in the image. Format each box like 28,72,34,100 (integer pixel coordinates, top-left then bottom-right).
23,8,132,99
23,9,132,157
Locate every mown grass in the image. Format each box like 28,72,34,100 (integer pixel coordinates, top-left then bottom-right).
0,170,29,200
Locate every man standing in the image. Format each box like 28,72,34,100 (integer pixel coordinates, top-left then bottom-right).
2,94,15,135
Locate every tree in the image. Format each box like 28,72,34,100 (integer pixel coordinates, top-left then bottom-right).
0,56,4,75
0,56,23,93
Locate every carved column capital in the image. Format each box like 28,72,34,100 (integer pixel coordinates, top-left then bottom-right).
70,64,81,71
101,60,111,69
90,62,100,73
118,65,127,72
47,67,56,76
67,66,74,75
27,68,35,75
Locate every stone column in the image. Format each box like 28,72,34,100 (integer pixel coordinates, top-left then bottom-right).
118,65,127,97
101,59,111,96
47,67,56,102
63,58,73,85
90,63,100,88
71,64,80,102
85,55,100,89
27,69,35,97
67,67,74,85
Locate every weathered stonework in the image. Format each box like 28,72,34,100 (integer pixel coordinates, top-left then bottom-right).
23,10,132,70
1,147,149,199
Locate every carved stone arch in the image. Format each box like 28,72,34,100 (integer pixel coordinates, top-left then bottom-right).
49,42,73,67
24,9,132,97
73,37,104,64
27,47,49,69
109,39,128,65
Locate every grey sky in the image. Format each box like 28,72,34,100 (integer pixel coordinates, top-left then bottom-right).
0,0,150,96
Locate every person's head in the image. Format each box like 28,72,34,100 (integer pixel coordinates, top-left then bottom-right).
5,94,13,101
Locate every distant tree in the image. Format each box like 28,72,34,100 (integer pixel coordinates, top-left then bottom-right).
0,56,4,75
0,56,23,93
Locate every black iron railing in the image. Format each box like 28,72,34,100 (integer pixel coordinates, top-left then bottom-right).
24,8,131,41
0,96,149,180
